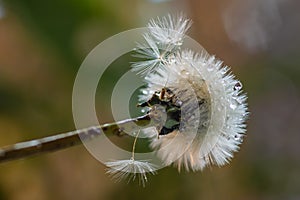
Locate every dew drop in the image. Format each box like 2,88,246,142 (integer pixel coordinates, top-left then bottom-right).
175,40,183,46
182,55,188,59
166,37,172,43
207,65,214,72
181,70,190,77
230,102,237,110
242,113,248,117
176,100,183,106
226,115,231,121
234,81,243,91
203,121,209,127
142,90,149,95
220,68,227,75
234,134,243,142
168,56,176,64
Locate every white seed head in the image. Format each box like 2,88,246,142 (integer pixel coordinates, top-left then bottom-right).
105,159,157,187
140,50,248,171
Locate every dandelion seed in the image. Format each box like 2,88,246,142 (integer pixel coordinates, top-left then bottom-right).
105,159,157,187
148,13,192,47
105,131,157,186
132,14,192,75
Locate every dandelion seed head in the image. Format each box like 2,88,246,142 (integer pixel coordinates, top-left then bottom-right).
140,50,248,171
105,159,157,187
103,13,248,187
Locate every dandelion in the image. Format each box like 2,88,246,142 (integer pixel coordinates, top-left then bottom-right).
133,15,248,171
139,50,248,171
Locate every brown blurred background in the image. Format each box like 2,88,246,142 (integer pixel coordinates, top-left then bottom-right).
0,0,300,199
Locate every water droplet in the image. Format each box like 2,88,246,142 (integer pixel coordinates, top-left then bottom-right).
175,40,183,46
234,81,243,91
226,115,231,121
234,134,243,142
230,102,237,110
166,37,172,43
181,70,190,77
177,100,183,106
203,121,209,127
182,55,189,59
168,56,176,64
142,90,148,95
220,68,227,75
207,65,214,72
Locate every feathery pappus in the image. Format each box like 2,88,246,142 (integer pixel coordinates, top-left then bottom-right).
105,13,248,185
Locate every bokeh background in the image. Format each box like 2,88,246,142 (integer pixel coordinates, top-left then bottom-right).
0,0,300,199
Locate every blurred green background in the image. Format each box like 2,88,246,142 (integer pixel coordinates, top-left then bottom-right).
0,0,300,199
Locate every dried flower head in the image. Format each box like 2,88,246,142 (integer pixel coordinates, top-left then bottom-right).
140,50,248,171
133,14,248,171
106,13,248,186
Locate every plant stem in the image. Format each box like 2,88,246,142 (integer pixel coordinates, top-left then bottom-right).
131,130,141,160
0,115,151,164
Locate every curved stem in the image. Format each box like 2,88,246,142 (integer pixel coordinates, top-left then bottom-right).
131,130,141,160
0,115,151,164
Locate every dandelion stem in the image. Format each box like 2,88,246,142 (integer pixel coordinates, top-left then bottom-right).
0,115,151,164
